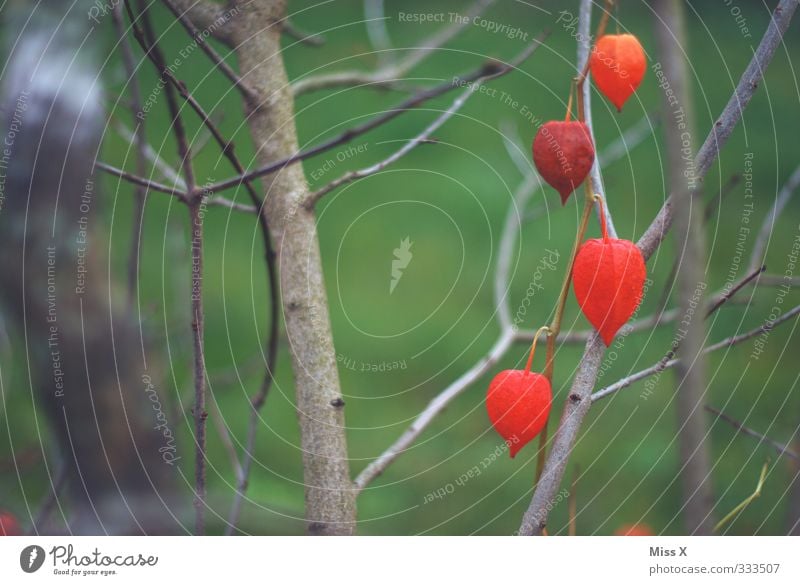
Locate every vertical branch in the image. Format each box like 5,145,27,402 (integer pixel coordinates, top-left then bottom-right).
230,0,356,535
519,0,799,537
577,0,617,237
653,0,715,534
189,199,207,536
126,0,205,533
536,0,614,480
112,3,148,304
364,0,392,64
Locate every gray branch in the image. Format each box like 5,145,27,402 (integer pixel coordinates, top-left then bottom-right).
517,0,798,536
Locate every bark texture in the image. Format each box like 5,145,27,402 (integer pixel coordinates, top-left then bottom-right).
230,0,356,535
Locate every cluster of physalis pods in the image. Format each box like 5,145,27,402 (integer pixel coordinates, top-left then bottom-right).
487,26,648,458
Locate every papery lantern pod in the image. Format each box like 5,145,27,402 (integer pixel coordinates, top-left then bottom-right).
572,196,646,346
532,120,595,204
590,34,647,112
486,326,552,458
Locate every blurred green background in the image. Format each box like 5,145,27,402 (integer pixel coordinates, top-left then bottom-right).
2,0,800,535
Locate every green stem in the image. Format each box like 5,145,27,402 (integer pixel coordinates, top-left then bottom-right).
535,186,595,480
713,460,769,533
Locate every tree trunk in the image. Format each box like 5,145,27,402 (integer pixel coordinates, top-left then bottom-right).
653,0,716,534
230,0,356,535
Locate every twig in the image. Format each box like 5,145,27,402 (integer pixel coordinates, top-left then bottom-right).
638,0,799,261
126,0,205,533
209,400,244,480
500,119,536,178
654,0,715,534
354,331,516,492
758,274,800,287
112,120,187,189
202,31,550,196
95,161,183,198
706,265,764,316
597,114,657,168
208,195,257,214
749,163,800,272
161,0,258,102
706,406,800,462
713,460,769,533
291,0,497,95
518,0,798,536
576,0,617,238
535,0,615,481
353,171,540,492
591,303,800,403
128,0,195,193
308,85,478,206
282,18,325,47
152,0,282,535
590,264,774,404
364,0,392,64
653,172,742,316
112,3,148,305
166,0,233,42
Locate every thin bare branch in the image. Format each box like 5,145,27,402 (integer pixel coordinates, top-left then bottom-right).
210,400,244,480
112,3,148,305
656,0,717,533
749,163,800,272
706,265,764,316
637,0,799,261
208,195,258,214
162,0,258,102
282,18,325,47
95,161,184,198
591,303,800,402
354,330,515,492
203,30,550,196
706,406,800,462
364,0,392,63
597,114,658,168
500,119,536,178
308,84,478,206
130,0,282,537
167,0,234,43
126,0,205,533
292,0,497,95
576,0,617,238
353,170,539,492
112,120,187,189
518,0,798,536
759,274,800,287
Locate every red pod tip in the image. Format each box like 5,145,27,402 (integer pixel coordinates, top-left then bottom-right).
590,34,647,112
572,237,646,346
486,369,552,458
532,120,595,204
